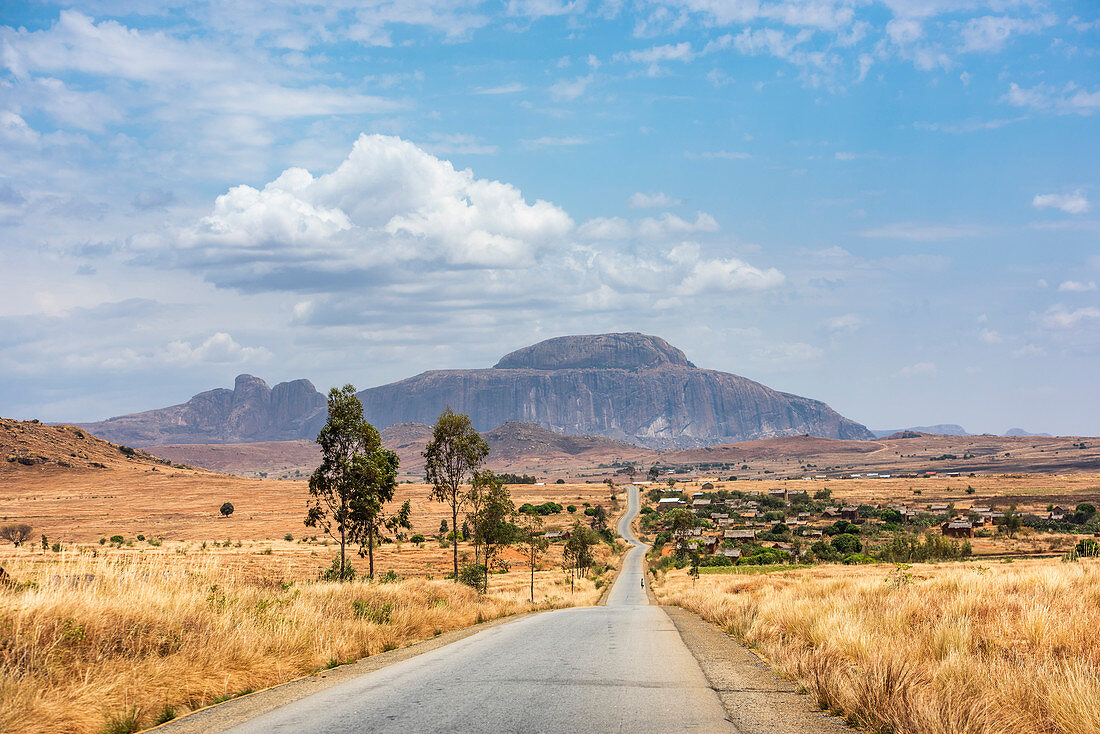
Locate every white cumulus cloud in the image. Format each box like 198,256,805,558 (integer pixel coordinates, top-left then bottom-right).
152,134,574,279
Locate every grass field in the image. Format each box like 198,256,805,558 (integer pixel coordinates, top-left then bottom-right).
653,558,1100,734
0,549,612,734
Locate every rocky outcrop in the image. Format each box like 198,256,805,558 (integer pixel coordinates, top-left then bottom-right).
358,333,873,449
76,375,326,447
76,333,873,449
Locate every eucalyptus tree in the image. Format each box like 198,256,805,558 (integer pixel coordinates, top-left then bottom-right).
424,408,489,581
469,470,515,592
518,515,549,603
306,385,398,581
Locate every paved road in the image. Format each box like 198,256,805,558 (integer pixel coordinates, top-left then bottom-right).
228,486,735,733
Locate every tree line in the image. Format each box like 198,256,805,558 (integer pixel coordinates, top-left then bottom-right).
304,387,602,598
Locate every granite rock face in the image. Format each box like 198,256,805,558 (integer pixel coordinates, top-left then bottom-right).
76,374,326,447
76,333,872,449
358,333,873,449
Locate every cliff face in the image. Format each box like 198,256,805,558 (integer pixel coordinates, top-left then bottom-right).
76,375,326,447
358,333,872,449
75,333,872,449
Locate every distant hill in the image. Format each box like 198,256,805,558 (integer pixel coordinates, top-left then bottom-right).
1004,428,1053,437
872,424,971,438
1,417,194,474
72,333,874,450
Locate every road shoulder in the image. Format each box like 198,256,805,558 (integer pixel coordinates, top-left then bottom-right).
663,605,851,734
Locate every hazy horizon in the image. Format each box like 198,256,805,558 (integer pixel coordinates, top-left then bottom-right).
2,1,1097,436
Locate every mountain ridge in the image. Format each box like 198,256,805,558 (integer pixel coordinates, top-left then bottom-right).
75,333,873,449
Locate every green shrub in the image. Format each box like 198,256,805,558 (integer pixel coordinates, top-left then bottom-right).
284,533,293,541
457,562,486,590
831,533,862,554
352,600,393,624
109,535,124,544
319,557,356,581
379,570,400,583
842,553,876,565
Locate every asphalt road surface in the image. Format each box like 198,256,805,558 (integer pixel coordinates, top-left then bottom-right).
228,486,736,733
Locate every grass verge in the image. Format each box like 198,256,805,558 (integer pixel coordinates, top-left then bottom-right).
654,558,1100,734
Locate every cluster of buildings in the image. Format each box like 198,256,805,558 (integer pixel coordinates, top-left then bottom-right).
656,483,1012,550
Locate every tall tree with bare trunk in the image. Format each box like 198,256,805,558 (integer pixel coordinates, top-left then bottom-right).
306,385,397,581
424,408,489,581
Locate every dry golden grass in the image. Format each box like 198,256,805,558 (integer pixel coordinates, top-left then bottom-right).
654,559,1100,734
0,550,608,734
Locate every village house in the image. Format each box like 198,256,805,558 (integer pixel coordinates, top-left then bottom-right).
802,529,824,538
724,529,756,541
942,519,974,538
701,482,715,490
692,499,711,508
719,548,742,559
544,530,569,541
822,507,841,519
1050,506,1071,521
840,505,860,522
709,512,729,520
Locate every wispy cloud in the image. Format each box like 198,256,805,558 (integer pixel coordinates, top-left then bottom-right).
1033,190,1090,214
628,191,681,209
1058,280,1097,292
685,150,752,160
858,222,991,241
475,82,527,95
521,135,588,148
1004,82,1100,116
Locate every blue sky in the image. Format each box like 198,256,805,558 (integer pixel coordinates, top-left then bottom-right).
1,0,1097,435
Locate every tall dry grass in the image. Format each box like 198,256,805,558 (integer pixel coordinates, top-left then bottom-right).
0,552,603,734
654,559,1100,734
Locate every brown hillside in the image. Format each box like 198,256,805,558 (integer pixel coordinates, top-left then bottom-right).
2,418,186,474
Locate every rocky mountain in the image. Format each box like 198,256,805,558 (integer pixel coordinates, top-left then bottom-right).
75,333,873,449
357,333,873,449
76,374,326,447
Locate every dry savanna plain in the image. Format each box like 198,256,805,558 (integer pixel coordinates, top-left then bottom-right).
3,417,1100,733
0,419,622,733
